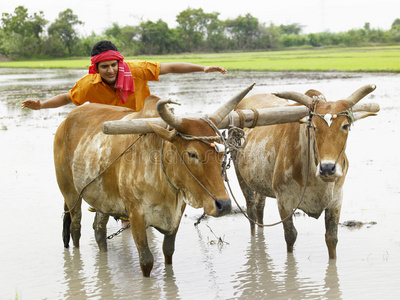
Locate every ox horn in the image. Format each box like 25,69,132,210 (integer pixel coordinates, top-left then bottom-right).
273,91,314,107
210,83,256,125
345,84,377,107
156,99,183,129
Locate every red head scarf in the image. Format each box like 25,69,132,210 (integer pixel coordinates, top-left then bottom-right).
89,50,134,103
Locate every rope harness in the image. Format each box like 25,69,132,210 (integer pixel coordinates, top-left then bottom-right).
309,101,354,168
160,116,246,199
225,117,313,227
223,101,355,228
65,116,244,221
66,102,356,237
63,135,143,215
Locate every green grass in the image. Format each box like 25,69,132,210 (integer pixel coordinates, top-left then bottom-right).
1,45,400,72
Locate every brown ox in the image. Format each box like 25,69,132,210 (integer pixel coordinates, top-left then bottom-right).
233,85,378,259
54,86,253,277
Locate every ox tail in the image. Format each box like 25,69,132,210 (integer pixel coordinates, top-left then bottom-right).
63,203,71,248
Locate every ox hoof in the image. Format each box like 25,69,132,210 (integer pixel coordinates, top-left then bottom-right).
141,264,153,277
98,246,108,252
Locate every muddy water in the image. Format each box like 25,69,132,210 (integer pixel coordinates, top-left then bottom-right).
0,68,399,299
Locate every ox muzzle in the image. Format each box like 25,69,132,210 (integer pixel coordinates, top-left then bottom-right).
317,161,343,182
214,198,232,216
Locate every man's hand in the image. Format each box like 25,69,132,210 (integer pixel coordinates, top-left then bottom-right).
21,93,72,110
21,99,41,110
204,66,227,75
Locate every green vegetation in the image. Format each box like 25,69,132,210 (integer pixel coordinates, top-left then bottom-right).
1,46,399,72
1,6,400,61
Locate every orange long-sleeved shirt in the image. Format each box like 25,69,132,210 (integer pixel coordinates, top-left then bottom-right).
69,60,160,111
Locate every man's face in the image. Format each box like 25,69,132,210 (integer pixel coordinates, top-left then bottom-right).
97,60,119,85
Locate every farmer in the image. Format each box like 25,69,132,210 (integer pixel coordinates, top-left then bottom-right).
21,40,227,111
21,40,227,228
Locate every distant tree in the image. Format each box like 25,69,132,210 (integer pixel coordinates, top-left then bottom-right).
47,9,83,56
74,32,100,56
202,12,227,52
308,33,322,47
280,23,304,35
390,18,400,42
176,8,208,52
258,23,281,49
1,6,47,58
392,18,400,28
224,13,260,50
104,23,137,55
105,22,122,38
135,19,175,54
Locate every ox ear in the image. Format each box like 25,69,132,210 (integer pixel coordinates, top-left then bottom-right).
353,111,378,122
146,122,175,142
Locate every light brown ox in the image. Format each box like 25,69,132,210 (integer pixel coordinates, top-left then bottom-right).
54,86,253,277
233,85,378,259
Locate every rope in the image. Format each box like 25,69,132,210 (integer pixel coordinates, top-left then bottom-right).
229,105,352,227
161,117,230,199
161,139,180,191
310,109,355,126
236,110,246,129
309,107,352,171
175,150,218,201
250,108,259,128
64,135,144,215
173,116,243,200
224,119,313,227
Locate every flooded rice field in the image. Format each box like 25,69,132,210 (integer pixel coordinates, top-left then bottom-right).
0,68,399,299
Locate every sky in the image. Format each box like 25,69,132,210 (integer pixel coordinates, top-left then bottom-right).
2,0,400,35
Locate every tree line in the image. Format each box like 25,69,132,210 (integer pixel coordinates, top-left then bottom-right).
1,6,400,60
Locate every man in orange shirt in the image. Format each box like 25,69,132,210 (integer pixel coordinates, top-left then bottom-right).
22,40,227,228
22,40,227,111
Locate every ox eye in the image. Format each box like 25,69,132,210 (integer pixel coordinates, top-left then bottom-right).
342,124,350,131
187,152,199,160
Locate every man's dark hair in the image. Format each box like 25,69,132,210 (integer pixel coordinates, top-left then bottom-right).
91,40,118,56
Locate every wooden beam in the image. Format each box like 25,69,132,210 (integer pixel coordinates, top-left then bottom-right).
102,102,380,135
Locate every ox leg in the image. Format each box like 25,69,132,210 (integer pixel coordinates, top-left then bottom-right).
255,193,266,227
163,231,178,265
63,197,82,248
70,203,82,248
325,205,341,259
63,202,71,248
129,213,153,277
93,211,110,252
245,190,257,236
278,203,297,253
236,170,257,235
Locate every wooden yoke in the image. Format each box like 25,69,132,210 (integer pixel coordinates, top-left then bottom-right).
102,102,379,135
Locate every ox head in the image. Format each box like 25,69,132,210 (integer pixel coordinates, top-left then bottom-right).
275,84,377,182
147,84,255,216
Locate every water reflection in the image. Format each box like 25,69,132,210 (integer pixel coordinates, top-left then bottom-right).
91,252,117,299
231,231,343,299
61,227,183,299
162,266,180,300
233,231,281,298
62,249,88,299
324,261,342,299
